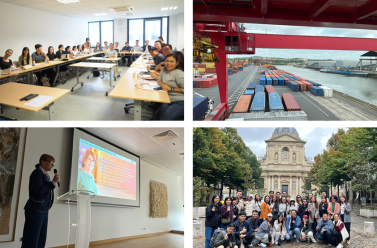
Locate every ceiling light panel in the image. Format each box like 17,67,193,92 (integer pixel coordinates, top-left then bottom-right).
57,0,80,4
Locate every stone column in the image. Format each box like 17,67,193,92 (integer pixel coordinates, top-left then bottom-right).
268,175,270,193
298,176,301,195
278,176,281,193
289,176,292,196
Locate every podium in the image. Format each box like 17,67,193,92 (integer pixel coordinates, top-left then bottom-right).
58,190,96,248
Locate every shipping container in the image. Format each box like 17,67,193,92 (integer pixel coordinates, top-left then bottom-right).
193,97,208,120
228,111,308,121
295,81,306,91
244,89,255,96
282,93,301,111
196,78,218,88
269,92,284,112
205,63,216,68
272,77,278,85
319,86,333,97
233,95,253,113
255,85,264,93
247,82,256,90
206,68,216,73
278,77,285,86
228,70,233,75
250,92,265,112
310,86,324,96
288,81,300,92
266,78,273,85
260,77,266,86
261,70,265,75
265,85,276,101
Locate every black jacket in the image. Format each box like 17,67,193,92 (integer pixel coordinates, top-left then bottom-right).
206,203,221,227
142,45,153,52
299,220,313,235
298,203,309,220
271,203,279,220
247,216,262,230
319,203,328,218
24,168,55,212
233,204,239,220
151,53,166,70
47,53,56,61
56,50,64,59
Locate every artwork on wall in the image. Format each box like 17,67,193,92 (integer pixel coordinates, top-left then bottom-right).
0,128,24,242
149,180,168,218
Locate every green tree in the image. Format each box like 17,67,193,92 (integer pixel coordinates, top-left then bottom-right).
193,176,210,207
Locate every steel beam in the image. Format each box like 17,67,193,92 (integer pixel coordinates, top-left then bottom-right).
261,0,268,16
310,0,332,20
353,3,377,23
254,33,377,51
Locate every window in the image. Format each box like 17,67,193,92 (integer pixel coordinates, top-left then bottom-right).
282,147,289,151
88,21,114,48
127,17,169,47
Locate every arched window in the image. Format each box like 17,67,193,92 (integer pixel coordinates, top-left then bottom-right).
282,147,289,152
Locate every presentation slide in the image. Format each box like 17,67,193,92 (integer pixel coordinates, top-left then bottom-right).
77,139,137,200
69,128,140,207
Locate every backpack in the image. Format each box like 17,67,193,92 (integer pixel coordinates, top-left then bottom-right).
209,228,226,248
93,70,100,77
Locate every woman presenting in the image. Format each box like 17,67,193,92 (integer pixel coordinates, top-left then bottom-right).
77,150,98,194
21,154,60,248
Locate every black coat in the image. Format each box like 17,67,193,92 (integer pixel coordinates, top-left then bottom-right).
319,203,328,218
298,203,309,220
24,168,55,212
247,216,262,230
205,203,221,227
233,205,239,220
271,203,279,220
299,220,313,235
142,45,153,52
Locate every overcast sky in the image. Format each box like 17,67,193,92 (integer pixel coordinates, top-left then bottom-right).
228,23,376,60
236,127,348,159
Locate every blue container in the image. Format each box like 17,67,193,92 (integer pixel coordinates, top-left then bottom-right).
272,77,278,85
239,66,243,69
307,80,321,86
244,89,255,96
310,86,323,96
278,77,285,85
193,81,196,88
228,68,232,72
288,81,300,92
255,85,264,93
266,78,272,85
268,92,284,112
250,92,265,112
193,97,208,120
228,70,233,75
247,82,256,89
260,77,266,86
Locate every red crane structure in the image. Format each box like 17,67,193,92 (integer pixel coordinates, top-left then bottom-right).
193,0,377,121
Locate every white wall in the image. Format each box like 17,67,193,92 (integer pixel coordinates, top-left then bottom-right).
114,19,128,46
2,128,184,248
0,2,87,58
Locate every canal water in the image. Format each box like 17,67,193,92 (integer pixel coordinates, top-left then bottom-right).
278,65,377,106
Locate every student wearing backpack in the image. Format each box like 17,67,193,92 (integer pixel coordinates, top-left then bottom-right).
233,211,253,247
211,223,237,248
206,195,222,248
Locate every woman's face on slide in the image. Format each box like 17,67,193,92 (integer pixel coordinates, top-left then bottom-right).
85,154,96,170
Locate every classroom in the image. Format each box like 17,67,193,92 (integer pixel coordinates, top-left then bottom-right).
0,0,184,121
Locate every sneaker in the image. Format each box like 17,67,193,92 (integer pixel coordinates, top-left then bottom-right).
258,243,266,247
296,240,300,244
101,74,104,79
336,244,343,248
248,244,253,247
328,244,332,247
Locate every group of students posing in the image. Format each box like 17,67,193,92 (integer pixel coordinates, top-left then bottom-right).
205,190,351,248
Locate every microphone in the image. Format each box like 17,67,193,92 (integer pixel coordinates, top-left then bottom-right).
54,169,60,187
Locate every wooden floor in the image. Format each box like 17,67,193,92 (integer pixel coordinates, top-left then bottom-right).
91,233,184,248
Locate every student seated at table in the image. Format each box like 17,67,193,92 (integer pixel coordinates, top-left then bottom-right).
103,41,109,50
154,44,173,72
142,40,152,53
132,40,142,61
0,49,13,69
151,50,184,80
46,46,56,61
114,42,119,50
81,44,89,54
152,53,184,120
18,47,32,67
84,38,91,53
121,42,132,66
154,41,163,54
94,42,102,52
31,44,56,87
105,43,117,57
158,36,166,48
56,44,68,76
147,47,165,70
72,46,78,56
77,44,83,54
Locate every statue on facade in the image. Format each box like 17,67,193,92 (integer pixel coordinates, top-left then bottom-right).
293,153,296,160
275,152,278,160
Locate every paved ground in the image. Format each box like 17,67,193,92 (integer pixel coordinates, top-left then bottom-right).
193,212,377,248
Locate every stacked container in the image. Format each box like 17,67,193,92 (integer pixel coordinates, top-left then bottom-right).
310,86,324,96
233,95,252,113
282,93,301,111
319,86,333,97
250,92,265,112
269,92,284,112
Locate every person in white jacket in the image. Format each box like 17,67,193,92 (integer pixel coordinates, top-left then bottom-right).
245,194,256,218
272,214,287,245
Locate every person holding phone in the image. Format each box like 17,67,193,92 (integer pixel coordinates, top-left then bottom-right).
21,154,60,248
319,197,329,219
205,195,222,248
221,197,234,229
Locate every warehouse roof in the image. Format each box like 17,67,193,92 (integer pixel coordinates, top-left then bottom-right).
361,51,377,57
